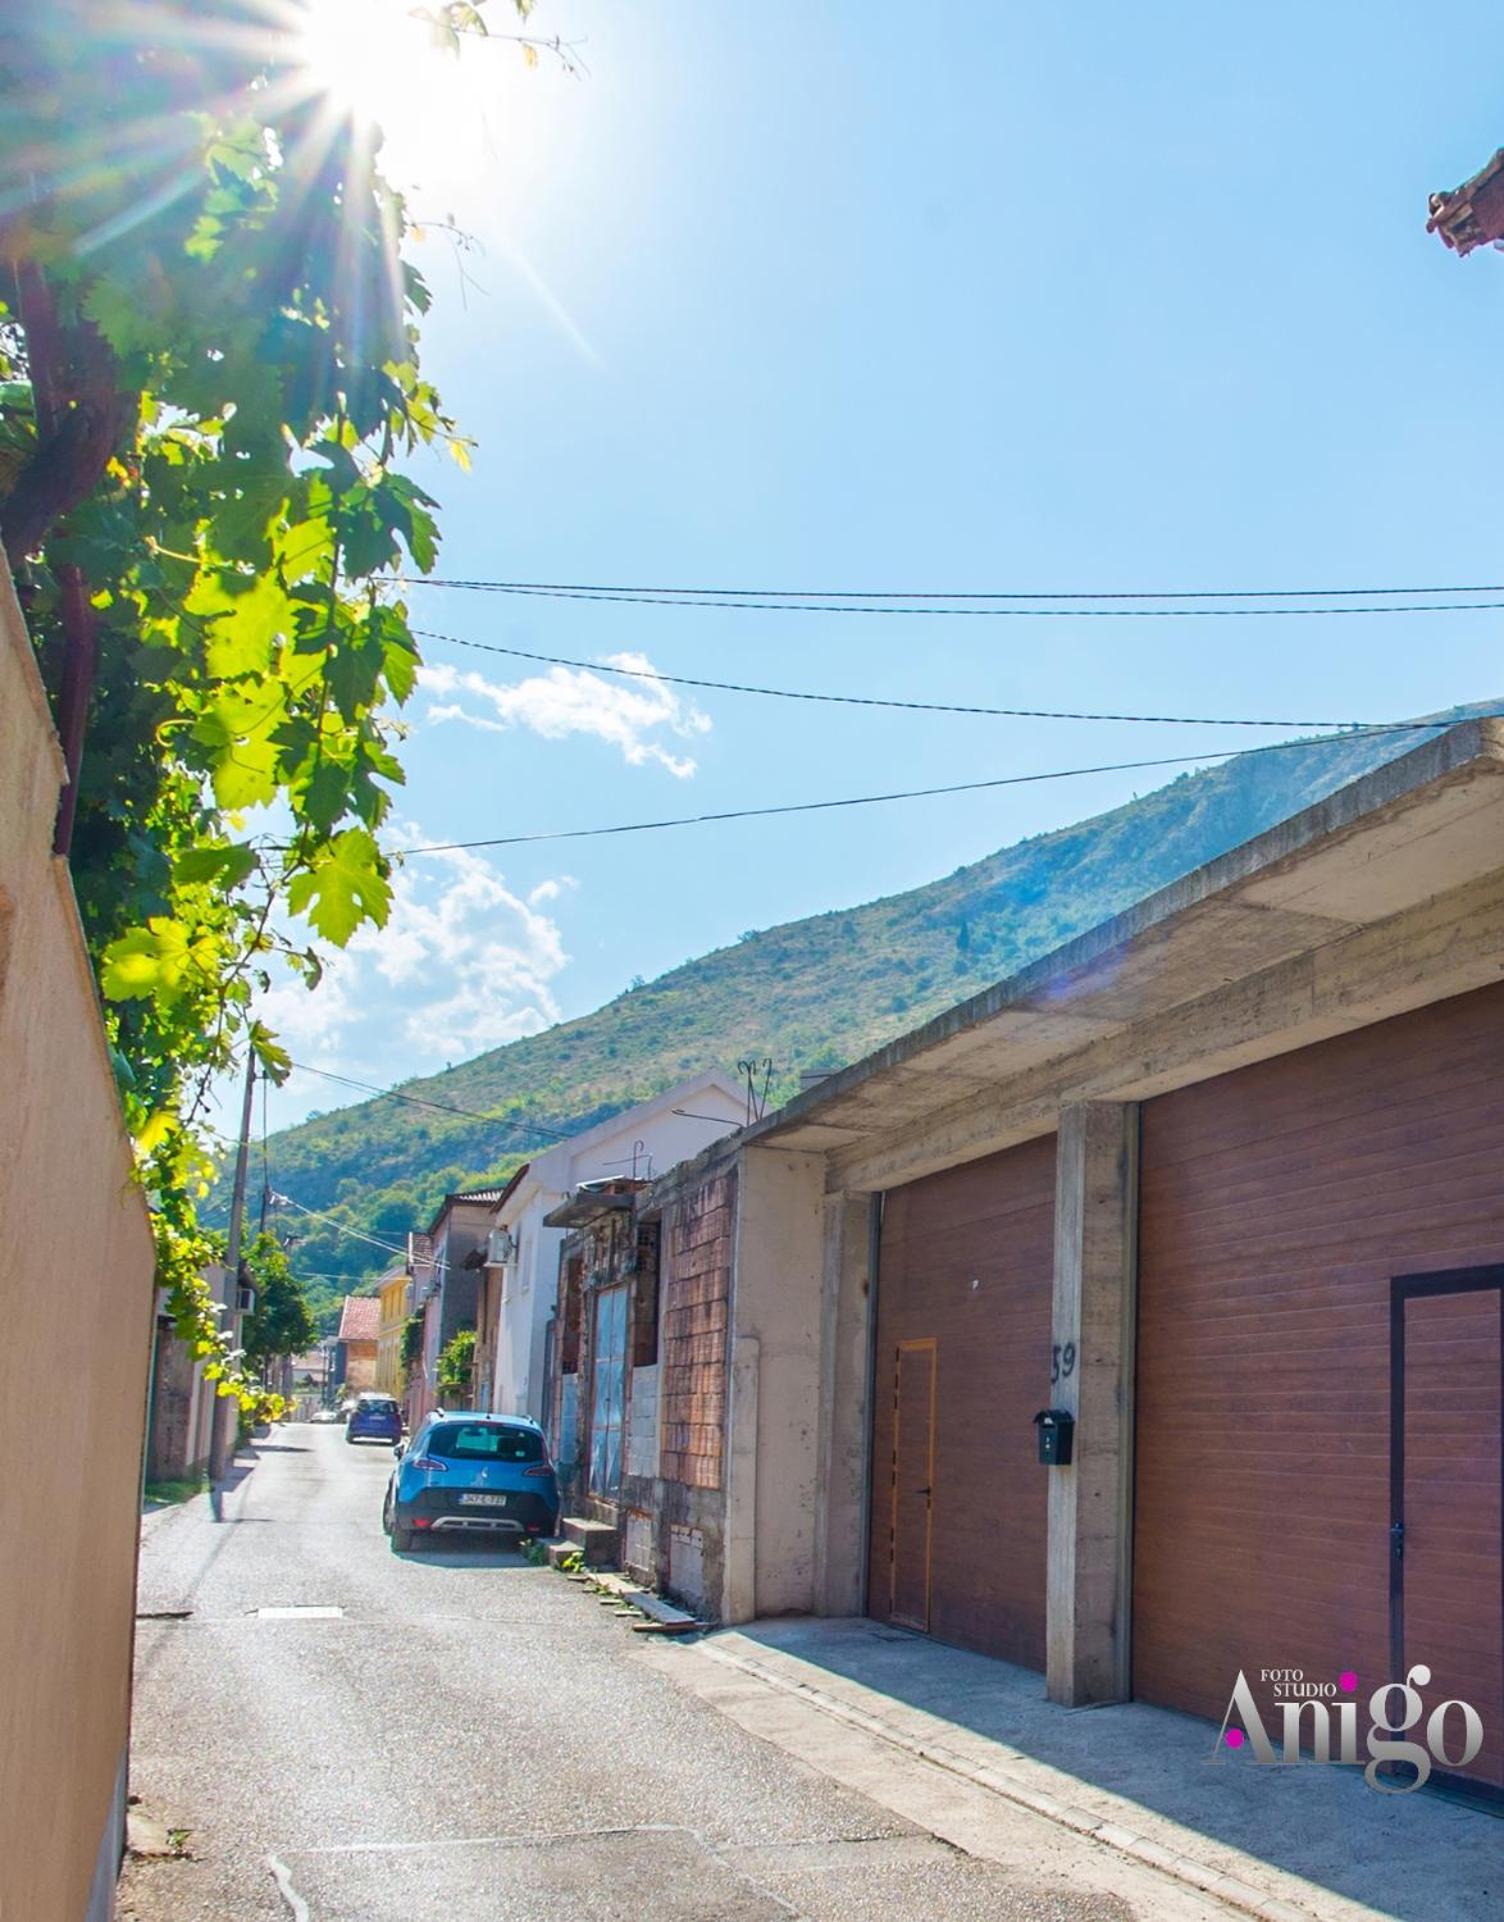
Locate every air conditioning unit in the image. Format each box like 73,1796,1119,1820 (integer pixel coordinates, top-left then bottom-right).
487,1227,517,1266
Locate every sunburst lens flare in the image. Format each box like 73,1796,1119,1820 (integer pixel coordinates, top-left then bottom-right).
289,0,448,136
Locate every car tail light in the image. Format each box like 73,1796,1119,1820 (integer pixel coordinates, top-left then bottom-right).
412,1456,448,1473
523,1464,553,1479
414,1517,433,1529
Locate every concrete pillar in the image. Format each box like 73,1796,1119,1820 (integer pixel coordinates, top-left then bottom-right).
1046,1102,1139,1706
722,1335,760,1622
727,1149,825,1619
812,1191,877,1617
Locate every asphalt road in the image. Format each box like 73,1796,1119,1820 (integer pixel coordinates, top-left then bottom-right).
120,1426,1186,1922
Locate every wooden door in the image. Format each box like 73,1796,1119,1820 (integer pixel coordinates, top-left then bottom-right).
867,1137,1055,1665
1393,1268,1504,1791
889,1340,936,1629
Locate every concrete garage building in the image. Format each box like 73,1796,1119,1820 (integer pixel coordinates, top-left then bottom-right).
674,719,1504,1792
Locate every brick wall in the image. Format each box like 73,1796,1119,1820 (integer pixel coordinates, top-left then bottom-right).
658,1169,737,1490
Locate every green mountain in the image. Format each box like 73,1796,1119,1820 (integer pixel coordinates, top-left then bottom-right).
264,707,1488,1329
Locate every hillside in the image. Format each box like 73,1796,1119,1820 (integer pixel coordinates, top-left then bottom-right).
264,707,1489,1327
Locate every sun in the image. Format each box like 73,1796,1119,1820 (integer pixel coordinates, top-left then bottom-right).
291,0,452,146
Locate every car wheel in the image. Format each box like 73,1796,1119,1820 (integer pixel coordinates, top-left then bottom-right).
391,1522,416,1553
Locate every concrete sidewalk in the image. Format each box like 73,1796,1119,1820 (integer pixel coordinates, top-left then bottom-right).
690,1619,1499,1922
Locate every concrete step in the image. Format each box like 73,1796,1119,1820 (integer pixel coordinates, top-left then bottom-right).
559,1516,618,1567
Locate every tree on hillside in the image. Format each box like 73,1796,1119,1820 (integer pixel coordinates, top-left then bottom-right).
242,1233,318,1377
0,1,545,1397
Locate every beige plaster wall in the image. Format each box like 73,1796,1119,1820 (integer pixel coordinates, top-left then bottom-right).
0,558,157,1922
726,1148,826,1620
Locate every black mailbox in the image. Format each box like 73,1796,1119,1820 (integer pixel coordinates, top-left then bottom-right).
1033,1408,1075,1466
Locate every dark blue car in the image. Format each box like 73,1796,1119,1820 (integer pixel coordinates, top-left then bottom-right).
346,1393,403,1445
383,1412,559,1551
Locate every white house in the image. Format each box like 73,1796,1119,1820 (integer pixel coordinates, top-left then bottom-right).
475,1072,746,1423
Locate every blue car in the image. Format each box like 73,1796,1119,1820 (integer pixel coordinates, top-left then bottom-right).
346,1394,403,1445
383,1412,559,1552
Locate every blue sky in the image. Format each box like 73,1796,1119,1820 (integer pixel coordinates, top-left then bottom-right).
262,0,1504,1132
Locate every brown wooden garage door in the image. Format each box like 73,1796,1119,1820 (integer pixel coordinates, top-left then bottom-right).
1134,981,1504,1786
868,1134,1055,1667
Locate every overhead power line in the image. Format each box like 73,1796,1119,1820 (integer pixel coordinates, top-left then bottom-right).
286,1058,570,1140
406,578,1504,618
413,626,1424,733
268,1193,433,1269
412,574,1504,602
396,722,1436,856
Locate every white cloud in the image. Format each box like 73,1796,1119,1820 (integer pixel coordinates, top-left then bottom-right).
418,653,712,778
253,830,575,1095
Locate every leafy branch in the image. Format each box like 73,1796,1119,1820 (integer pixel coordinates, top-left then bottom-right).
0,0,540,1405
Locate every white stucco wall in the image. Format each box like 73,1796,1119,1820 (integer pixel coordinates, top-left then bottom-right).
486,1076,748,1423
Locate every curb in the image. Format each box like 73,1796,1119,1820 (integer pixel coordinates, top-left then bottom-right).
693,1637,1382,1922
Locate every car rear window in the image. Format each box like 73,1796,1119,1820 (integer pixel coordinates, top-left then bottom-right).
357,1400,397,1417
424,1422,544,1463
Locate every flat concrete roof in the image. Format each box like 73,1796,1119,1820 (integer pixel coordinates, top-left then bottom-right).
749,718,1504,1169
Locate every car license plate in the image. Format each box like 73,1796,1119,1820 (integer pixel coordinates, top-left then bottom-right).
458,1492,509,1508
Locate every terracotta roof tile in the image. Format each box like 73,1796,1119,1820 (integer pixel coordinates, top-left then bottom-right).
337,1295,381,1343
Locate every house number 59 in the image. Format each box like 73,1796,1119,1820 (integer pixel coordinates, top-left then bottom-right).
1051,1342,1076,1384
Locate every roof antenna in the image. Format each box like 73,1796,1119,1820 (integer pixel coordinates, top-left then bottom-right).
738,1057,774,1125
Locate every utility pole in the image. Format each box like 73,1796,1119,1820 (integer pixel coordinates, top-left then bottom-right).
208,1055,256,1483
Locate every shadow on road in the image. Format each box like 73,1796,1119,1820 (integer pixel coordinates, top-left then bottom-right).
390,1540,529,1570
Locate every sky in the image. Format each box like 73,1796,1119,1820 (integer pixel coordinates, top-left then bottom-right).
260,0,1504,1133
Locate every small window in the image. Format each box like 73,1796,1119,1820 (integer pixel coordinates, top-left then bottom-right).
425,1421,544,1463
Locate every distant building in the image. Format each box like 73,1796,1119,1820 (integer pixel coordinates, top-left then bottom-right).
406,1193,496,1426
475,1073,746,1432
146,1264,235,1483
374,1262,411,1398
334,1295,380,1394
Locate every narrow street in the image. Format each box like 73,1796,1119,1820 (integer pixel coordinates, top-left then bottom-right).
122,1428,1231,1922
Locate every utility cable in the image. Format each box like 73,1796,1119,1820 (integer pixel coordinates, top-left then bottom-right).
412,626,1428,733
410,574,1504,602
268,1193,449,1272
395,722,1435,856
286,1057,571,1139
406,579,1504,618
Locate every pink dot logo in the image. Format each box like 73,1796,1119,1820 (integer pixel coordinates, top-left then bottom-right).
1339,1670,1358,1693
1225,1729,1245,1749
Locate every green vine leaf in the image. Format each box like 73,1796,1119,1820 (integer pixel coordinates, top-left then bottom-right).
286,828,393,944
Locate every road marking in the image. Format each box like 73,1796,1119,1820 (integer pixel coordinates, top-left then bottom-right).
267,1854,311,1921
255,1606,345,1619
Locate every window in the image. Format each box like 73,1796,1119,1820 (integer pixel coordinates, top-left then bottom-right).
424,1421,544,1463
631,1219,662,1369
